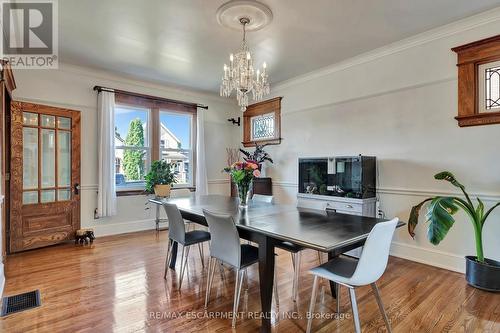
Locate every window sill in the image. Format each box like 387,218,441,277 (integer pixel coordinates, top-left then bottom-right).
116,186,196,197
116,189,146,197
242,138,282,147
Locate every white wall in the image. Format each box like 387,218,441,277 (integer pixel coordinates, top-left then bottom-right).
258,8,500,273
10,7,500,274
12,64,238,236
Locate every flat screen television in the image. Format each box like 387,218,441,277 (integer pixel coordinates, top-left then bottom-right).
298,156,376,199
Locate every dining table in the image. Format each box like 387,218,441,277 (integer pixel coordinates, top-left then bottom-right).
150,194,404,333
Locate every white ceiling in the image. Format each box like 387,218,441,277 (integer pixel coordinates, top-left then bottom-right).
60,0,500,93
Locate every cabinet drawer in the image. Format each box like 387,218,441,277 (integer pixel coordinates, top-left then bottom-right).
297,198,327,210
325,201,362,214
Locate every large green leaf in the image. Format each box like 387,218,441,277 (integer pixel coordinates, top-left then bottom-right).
425,197,459,245
408,198,433,238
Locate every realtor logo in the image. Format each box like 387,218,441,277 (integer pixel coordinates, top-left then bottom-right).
1,0,58,68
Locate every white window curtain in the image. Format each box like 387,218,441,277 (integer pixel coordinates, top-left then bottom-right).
97,91,117,217
195,109,208,195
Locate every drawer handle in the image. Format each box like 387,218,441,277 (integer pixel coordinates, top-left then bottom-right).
346,204,353,209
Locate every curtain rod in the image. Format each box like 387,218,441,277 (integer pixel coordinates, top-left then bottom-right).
93,85,208,109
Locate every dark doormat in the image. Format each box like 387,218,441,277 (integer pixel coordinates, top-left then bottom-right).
1,290,41,316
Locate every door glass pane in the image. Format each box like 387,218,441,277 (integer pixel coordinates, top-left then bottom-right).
23,112,38,126
41,190,55,203
57,131,71,187
41,115,55,128
58,189,71,201
41,129,55,187
57,117,71,129
23,127,38,189
23,191,38,204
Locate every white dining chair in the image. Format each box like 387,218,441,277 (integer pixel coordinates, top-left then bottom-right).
306,218,398,333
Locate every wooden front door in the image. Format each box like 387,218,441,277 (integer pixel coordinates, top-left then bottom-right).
9,101,80,252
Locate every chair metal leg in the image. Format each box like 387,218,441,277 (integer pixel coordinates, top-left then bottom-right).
306,275,319,333
292,252,301,302
178,245,190,289
205,257,216,308
231,269,245,328
371,283,392,333
164,241,174,279
244,268,249,291
218,261,225,280
336,283,341,313
348,287,362,333
197,243,205,268
290,252,295,270
273,266,279,308
317,251,323,264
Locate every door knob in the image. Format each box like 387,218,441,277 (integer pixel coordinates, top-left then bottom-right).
74,183,80,195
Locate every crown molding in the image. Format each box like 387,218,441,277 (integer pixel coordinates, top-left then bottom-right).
54,62,239,107
273,6,500,92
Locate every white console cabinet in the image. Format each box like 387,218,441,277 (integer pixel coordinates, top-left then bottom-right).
297,193,377,257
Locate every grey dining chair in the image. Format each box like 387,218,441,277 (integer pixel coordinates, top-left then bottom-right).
252,194,320,302
163,203,211,288
170,188,196,231
306,218,399,333
203,209,278,328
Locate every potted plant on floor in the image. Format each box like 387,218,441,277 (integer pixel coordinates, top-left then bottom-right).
408,171,500,291
145,160,177,197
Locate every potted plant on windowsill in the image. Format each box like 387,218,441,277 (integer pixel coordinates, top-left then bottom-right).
408,171,500,291
145,160,177,197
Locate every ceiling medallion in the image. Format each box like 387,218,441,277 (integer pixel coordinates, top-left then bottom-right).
217,0,272,111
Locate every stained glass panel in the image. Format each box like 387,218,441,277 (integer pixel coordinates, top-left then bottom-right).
251,113,275,140
485,65,500,110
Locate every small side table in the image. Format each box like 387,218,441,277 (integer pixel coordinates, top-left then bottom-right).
148,197,169,232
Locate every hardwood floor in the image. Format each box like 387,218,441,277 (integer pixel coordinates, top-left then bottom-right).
1,230,499,332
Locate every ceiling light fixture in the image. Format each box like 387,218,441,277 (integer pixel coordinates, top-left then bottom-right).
217,0,273,111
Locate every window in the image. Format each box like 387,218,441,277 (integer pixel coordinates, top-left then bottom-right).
114,105,150,189
452,35,500,127
479,60,500,112
242,97,282,147
159,111,193,186
113,93,197,193
251,112,275,141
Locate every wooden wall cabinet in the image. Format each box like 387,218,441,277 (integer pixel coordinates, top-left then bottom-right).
242,97,282,147
452,35,500,127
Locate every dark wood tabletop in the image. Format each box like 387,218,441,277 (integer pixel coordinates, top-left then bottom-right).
150,194,402,252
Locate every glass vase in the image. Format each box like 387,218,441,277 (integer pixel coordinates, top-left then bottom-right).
236,180,253,208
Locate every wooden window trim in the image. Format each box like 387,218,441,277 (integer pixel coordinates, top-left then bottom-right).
452,34,500,127
242,97,282,147
114,93,197,195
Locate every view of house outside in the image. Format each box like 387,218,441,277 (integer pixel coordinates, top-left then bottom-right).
114,106,192,188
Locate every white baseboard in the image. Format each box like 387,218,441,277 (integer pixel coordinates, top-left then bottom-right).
0,262,5,298
390,241,465,273
89,219,163,237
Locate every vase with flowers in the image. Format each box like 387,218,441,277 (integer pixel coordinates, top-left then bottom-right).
223,161,261,208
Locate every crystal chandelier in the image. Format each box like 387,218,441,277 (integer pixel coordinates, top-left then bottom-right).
220,17,270,111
